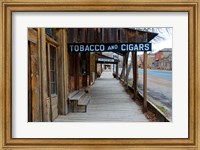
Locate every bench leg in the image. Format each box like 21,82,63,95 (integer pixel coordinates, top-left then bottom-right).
74,101,78,112
85,106,87,112
72,101,75,112
72,101,77,112
70,101,74,112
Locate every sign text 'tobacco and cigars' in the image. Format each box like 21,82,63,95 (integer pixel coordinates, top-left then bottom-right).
68,43,152,52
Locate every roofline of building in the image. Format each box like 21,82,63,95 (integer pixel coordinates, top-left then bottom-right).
125,28,159,42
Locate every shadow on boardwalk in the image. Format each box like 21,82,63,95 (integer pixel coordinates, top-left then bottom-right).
54,70,148,122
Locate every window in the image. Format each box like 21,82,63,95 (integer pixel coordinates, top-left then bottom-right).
50,45,57,95
46,28,53,37
45,28,56,40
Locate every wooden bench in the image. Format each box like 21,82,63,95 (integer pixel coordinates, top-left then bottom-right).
68,89,91,113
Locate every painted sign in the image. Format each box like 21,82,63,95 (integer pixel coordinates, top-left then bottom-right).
68,43,152,52
97,58,115,62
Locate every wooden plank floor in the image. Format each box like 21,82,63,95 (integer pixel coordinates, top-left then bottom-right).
54,70,149,122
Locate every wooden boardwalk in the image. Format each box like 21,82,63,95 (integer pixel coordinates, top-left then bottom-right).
54,70,148,122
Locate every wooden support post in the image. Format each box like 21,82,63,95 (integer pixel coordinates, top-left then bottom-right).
46,43,52,121
81,53,87,87
86,52,90,86
36,28,42,122
132,52,138,101
126,63,132,84
95,61,97,79
120,54,126,80
101,63,102,73
64,29,69,114
133,31,139,102
40,28,49,121
125,52,129,84
88,53,90,86
134,52,138,101
131,52,135,87
116,63,119,79
143,52,147,112
143,33,148,112
55,29,66,115
75,53,80,90
131,52,134,99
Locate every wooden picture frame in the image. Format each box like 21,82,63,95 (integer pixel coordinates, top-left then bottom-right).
0,0,199,149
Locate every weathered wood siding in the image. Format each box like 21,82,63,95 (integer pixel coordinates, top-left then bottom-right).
64,29,69,114
55,28,69,115
51,96,58,120
69,76,75,92
68,28,153,44
90,54,96,72
39,28,49,122
28,29,37,44
28,28,70,121
45,97,51,121
28,38,41,122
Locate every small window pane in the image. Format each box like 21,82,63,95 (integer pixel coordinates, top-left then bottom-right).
50,45,57,95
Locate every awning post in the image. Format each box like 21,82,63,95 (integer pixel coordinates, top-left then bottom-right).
143,33,148,112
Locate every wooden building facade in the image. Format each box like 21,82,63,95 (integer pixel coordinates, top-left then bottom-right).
28,28,157,122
